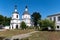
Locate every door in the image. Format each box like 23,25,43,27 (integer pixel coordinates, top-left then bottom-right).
16,25,18,29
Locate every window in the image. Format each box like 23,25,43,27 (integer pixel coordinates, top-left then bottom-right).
54,17,56,22
16,15,18,18
50,17,52,20
57,26,59,28
58,16,60,21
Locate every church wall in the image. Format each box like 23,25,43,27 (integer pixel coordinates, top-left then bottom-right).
11,20,20,24
12,13,20,19
22,15,31,19
10,23,20,29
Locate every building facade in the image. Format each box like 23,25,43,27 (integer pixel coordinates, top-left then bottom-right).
10,5,32,29
47,13,60,30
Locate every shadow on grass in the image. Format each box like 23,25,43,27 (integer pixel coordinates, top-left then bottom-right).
21,38,29,40
0,37,5,40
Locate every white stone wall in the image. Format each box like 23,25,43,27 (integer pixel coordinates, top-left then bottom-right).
22,14,31,19
22,14,31,26
11,20,20,24
12,13,20,19
10,23,20,29
4,26,10,29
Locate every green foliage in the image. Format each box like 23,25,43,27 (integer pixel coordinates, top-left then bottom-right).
0,15,11,26
28,26,34,29
31,12,41,27
0,15,4,25
38,19,55,30
20,21,27,30
3,17,11,26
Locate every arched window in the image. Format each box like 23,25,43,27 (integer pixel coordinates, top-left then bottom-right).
57,26,59,29
16,15,18,18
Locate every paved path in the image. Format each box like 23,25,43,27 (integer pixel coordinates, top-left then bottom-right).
4,31,39,40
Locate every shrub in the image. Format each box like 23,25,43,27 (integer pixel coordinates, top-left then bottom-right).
38,19,55,31
20,21,27,30
28,26,34,29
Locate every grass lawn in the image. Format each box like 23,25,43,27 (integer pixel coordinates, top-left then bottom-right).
0,29,34,38
22,31,60,40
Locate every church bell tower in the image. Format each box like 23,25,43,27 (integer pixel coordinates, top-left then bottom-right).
10,5,20,29
22,6,31,26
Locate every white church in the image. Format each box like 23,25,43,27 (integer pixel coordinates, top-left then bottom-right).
10,5,32,29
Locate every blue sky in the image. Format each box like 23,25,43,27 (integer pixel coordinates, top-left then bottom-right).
0,0,60,19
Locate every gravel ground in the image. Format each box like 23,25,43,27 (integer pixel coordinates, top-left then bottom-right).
4,31,38,40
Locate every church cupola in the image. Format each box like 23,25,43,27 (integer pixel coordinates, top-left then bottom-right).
25,6,28,11
14,5,18,12
12,5,19,19
23,6,29,15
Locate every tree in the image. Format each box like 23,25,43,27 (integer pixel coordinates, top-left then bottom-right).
3,16,11,26
0,15,4,25
31,12,41,27
38,19,55,30
20,21,27,30
0,15,11,26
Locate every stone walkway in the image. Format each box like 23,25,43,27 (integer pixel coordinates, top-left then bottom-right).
4,31,39,40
